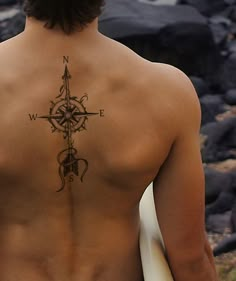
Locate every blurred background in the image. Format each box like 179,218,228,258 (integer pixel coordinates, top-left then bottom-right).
0,0,236,279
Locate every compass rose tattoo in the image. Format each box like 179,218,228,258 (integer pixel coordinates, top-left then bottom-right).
29,56,104,192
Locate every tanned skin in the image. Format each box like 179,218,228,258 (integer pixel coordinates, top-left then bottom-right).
0,18,218,281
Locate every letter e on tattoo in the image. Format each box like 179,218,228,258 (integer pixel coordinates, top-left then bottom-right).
100,110,105,117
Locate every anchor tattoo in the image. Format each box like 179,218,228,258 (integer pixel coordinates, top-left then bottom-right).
29,56,104,192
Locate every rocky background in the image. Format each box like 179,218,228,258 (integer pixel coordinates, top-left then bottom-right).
1,0,236,279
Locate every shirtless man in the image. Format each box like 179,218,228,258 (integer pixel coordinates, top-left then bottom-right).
0,0,218,281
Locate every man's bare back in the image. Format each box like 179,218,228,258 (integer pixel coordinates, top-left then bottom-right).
0,18,217,281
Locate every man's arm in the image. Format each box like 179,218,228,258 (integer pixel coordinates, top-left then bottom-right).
153,67,218,281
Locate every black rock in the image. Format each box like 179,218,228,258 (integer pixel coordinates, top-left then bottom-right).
200,95,225,125
230,172,236,233
228,40,236,54
232,201,236,232
221,53,236,91
0,11,25,42
226,5,236,22
200,106,216,125
209,16,231,27
213,233,236,256
99,0,221,81
0,0,17,5
206,212,232,233
177,0,227,16
224,89,236,105
205,170,236,231
206,171,236,236
190,76,209,97
201,118,236,162
209,16,231,46
206,191,235,218
230,22,236,35
100,1,207,39
225,0,236,5
205,167,231,204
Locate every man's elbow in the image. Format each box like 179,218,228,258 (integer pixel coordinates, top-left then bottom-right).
168,245,219,281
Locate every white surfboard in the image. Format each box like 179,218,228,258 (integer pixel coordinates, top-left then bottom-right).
139,183,174,281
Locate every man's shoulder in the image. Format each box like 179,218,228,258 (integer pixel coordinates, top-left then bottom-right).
0,39,14,84
128,59,202,134
0,35,22,73
111,43,197,101
140,61,195,97
108,40,201,127
0,34,20,54
151,63,202,137
126,58,200,112
147,62,200,105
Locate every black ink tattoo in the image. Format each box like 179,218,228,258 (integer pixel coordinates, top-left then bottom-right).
100,110,105,117
29,57,104,192
63,56,69,64
29,114,38,121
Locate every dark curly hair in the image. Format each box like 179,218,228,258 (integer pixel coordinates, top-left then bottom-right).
23,0,104,34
